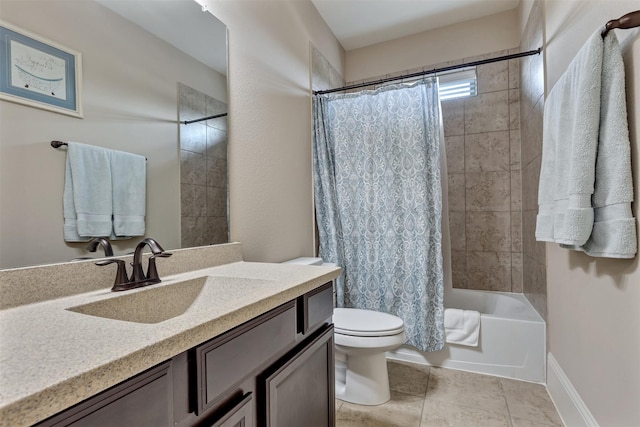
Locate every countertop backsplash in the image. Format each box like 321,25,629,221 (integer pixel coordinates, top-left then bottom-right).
0,242,244,310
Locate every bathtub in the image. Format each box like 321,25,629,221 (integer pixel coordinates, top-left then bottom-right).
388,288,546,383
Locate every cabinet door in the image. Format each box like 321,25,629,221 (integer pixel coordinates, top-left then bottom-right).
36,361,172,427
263,325,335,427
209,393,253,427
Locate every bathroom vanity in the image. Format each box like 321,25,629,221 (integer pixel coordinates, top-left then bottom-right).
0,243,340,427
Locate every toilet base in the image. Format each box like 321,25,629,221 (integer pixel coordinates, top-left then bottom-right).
335,349,391,406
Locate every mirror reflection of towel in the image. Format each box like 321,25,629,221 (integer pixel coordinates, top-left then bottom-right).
63,142,146,242
111,150,146,237
64,143,113,242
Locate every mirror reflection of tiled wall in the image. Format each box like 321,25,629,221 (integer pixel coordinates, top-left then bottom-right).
178,83,228,248
519,0,547,319
442,49,523,293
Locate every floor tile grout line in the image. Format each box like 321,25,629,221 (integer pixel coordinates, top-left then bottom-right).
417,366,431,426
337,362,562,427
498,378,516,427
503,394,515,427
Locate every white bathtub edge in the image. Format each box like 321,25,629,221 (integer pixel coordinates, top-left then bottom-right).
386,344,545,384
547,352,599,427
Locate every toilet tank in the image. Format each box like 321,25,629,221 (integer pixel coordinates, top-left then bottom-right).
282,257,338,307
282,257,338,268
281,257,324,266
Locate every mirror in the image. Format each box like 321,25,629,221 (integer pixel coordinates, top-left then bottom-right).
0,0,228,269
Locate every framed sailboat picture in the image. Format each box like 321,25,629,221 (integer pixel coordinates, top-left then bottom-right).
0,21,82,118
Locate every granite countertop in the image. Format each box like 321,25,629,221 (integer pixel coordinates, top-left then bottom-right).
0,261,340,427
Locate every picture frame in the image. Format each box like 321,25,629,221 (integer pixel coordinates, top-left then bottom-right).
0,20,82,118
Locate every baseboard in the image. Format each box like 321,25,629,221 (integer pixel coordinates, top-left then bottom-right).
547,353,599,427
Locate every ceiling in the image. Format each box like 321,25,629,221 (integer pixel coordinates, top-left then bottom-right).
95,0,521,74
97,0,227,75
311,0,521,51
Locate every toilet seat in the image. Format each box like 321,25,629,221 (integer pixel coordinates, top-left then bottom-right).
333,308,404,337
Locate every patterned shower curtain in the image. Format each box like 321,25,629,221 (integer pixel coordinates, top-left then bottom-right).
313,78,445,352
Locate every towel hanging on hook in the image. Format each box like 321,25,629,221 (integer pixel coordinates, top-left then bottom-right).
601,10,640,38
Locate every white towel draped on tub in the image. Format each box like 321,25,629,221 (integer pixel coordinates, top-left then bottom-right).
444,308,480,347
536,29,636,258
63,142,146,242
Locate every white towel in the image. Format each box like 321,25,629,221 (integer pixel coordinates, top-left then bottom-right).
536,30,636,258
444,308,480,347
110,149,146,237
63,142,113,241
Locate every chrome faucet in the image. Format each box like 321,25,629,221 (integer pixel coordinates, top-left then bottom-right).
86,237,114,258
95,237,171,292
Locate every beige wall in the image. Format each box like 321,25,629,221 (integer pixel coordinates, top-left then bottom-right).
518,0,536,37
543,1,640,425
0,0,226,268
345,8,520,83
0,0,344,268
205,0,344,262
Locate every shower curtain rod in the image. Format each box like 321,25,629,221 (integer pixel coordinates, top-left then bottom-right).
181,112,227,125
313,48,542,96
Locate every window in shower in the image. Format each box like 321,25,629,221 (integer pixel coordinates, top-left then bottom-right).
438,67,477,100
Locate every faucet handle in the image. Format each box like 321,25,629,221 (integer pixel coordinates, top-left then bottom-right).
96,259,131,291
147,252,172,283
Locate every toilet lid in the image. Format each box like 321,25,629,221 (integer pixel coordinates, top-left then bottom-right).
333,308,404,337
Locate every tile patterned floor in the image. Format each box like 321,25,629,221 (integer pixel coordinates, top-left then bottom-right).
336,360,564,427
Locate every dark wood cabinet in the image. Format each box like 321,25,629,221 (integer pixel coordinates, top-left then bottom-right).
209,393,253,427
35,282,334,427
298,282,333,335
263,325,335,427
195,301,297,414
36,362,173,427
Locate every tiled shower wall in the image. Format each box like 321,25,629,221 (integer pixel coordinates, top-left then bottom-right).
519,1,547,319
178,83,229,248
311,43,345,93
441,50,523,292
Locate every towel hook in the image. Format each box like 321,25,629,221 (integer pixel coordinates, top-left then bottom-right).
602,10,640,38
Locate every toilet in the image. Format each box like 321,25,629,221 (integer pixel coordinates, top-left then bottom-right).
283,257,406,406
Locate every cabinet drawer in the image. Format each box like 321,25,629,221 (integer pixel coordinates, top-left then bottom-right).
36,361,172,427
196,301,296,414
298,281,333,334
